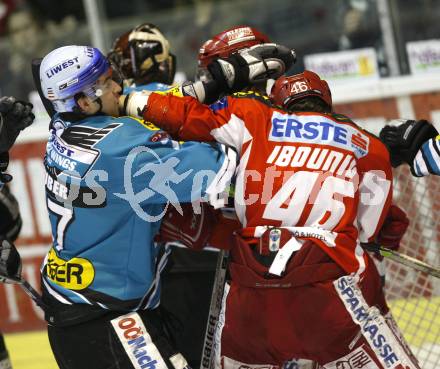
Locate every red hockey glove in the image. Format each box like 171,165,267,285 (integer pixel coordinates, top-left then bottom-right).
375,204,409,250
157,202,218,250
157,203,241,251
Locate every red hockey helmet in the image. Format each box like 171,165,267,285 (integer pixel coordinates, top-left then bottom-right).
108,23,176,85
270,70,332,111
198,25,270,69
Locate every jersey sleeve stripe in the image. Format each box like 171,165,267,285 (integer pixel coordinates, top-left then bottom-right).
413,148,429,176
419,139,440,175
427,139,440,173
210,114,250,153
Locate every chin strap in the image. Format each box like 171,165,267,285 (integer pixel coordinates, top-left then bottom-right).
95,97,104,114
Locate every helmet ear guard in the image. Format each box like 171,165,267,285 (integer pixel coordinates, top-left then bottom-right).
73,63,124,115
270,70,332,112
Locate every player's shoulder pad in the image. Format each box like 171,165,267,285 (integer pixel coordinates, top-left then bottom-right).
117,115,161,131
331,112,368,132
128,82,172,93
331,112,381,141
230,90,272,106
140,82,171,92
127,82,181,97
150,84,183,97
135,83,182,97
331,112,357,125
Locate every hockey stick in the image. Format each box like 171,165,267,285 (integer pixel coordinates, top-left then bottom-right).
0,274,47,310
200,249,229,369
362,243,440,278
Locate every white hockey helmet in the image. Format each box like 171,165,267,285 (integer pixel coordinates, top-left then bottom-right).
40,46,111,113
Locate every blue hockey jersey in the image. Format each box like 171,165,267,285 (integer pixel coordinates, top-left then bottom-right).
41,112,229,312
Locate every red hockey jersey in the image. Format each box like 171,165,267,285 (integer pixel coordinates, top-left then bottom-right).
143,91,393,276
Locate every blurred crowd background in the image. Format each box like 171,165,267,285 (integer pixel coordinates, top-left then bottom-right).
0,0,439,101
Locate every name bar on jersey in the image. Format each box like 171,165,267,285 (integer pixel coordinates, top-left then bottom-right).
269,112,369,158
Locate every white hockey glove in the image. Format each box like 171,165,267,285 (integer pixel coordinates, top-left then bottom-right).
0,238,22,284
119,90,152,119
120,81,214,118
0,96,35,152
207,43,296,93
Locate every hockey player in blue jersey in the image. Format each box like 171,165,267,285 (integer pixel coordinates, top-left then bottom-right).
27,40,294,369
380,119,440,176
36,45,237,369
108,23,225,369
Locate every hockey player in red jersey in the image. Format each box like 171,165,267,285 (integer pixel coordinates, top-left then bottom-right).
195,25,409,261
120,69,420,369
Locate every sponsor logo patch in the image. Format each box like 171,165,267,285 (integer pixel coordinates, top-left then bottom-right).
111,312,168,369
225,26,256,46
46,122,121,178
131,117,160,131
325,346,375,369
269,112,369,158
335,276,402,368
45,57,80,79
45,248,95,290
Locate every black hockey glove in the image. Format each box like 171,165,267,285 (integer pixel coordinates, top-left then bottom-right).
208,43,296,94
0,96,35,152
0,185,22,242
0,238,22,284
0,152,12,184
379,119,439,168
